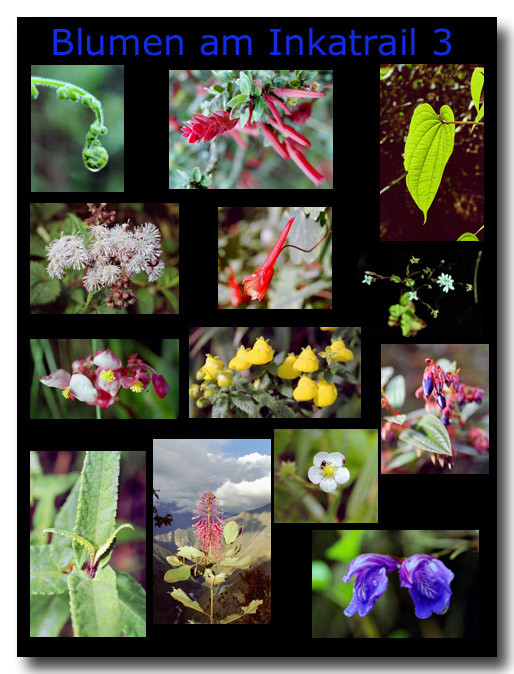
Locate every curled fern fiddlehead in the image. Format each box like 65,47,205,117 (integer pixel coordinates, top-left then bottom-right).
31,76,109,172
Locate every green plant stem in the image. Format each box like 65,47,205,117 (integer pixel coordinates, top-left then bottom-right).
474,225,485,236
442,120,484,126
81,290,101,313
210,582,214,624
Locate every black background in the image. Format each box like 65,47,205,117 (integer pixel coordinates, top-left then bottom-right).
19,16,497,658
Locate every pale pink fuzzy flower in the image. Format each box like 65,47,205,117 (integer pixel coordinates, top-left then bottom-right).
146,260,165,283
46,233,90,278
100,264,122,286
192,490,225,560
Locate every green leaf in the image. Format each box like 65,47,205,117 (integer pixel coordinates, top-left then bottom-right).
30,593,70,637
192,167,201,182
381,367,394,389
176,545,204,561
217,554,252,569
223,521,239,545
30,545,74,595
156,266,178,288
470,67,484,112
68,565,121,637
212,395,229,418
252,95,266,123
404,103,455,224
52,478,81,546
135,287,155,314
238,71,251,95
228,94,247,108
238,106,250,128
169,588,207,615
312,560,332,591
30,261,61,306
383,414,407,425
219,599,263,623
115,569,146,637
43,528,95,562
73,451,120,569
457,232,479,241
164,565,192,582
33,472,79,499
93,523,134,566
399,415,452,457
166,555,182,567
386,449,419,470
384,375,406,409
230,393,259,417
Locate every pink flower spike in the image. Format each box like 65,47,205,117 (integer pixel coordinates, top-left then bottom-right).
271,87,325,99
69,374,98,403
40,369,71,390
192,490,225,561
93,349,122,370
152,373,169,399
284,139,325,187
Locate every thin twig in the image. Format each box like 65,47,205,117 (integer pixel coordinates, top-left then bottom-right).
474,251,482,304
281,223,331,255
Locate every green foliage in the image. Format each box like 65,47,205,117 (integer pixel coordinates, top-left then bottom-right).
404,103,455,224
30,261,61,306
29,451,146,637
400,414,452,456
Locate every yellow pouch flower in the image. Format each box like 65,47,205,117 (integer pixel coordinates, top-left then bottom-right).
293,375,317,401
313,378,338,407
246,337,274,365
229,346,252,370
201,354,224,380
293,346,319,373
329,339,354,362
277,353,300,379
320,327,338,331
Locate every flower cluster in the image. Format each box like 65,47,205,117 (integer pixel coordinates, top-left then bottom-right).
178,73,327,186
192,490,225,561
46,218,165,307
343,553,454,619
40,348,169,409
416,357,484,426
307,451,350,493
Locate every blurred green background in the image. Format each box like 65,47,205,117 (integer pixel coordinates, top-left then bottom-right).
190,326,361,419
31,65,124,192
218,206,332,309
312,529,479,638
274,429,377,523
30,203,179,315
31,339,178,419
30,450,146,637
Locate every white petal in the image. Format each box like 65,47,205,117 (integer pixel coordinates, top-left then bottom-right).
93,349,122,370
334,467,350,485
313,452,331,466
69,374,98,403
308,466,322,484
319,478,337,493
329,452,345,467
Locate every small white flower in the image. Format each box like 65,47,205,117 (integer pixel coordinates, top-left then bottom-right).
436,273,455,293
307,451,350,493
362,274,373,285
408,290,418,301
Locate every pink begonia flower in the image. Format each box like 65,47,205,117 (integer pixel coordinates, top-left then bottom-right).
40,369,98,403
40,347,169,409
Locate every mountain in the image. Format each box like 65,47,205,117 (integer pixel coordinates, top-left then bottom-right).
153,504,271,624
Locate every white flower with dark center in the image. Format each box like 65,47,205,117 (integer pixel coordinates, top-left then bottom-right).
436,273,455,293
308,452,350,493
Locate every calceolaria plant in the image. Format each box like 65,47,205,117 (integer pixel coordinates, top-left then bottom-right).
403,67,484,238
381,356,488,473
362,254,478,337
190,330,360,418
164,491,263,624
170,70,331,189
30,451,146,637
31,76,109,172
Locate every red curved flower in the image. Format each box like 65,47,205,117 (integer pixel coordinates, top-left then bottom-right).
243,217,295,301
227,264,249,306
181,110,237,144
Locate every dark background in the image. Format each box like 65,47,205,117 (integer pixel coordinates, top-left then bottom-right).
19,16,496,658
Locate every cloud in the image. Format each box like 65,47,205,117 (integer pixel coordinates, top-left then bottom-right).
153,439,270,513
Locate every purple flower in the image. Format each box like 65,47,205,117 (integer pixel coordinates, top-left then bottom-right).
399,554,454,619
343,554,400,617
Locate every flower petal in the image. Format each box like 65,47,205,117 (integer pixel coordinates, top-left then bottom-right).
329,452,345,467
153,374,170,398
334,467,350,485
307,466,323,484
39,369,71,390
69,374,98,403
319,477,337,493
313,452,331,466
93,349,122,370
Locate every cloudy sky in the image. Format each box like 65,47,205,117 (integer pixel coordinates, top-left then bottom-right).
153,438,271,514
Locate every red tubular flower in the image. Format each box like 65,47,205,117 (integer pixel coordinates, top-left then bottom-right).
257,122,289,159
266,115,311,147
284,139,325,187
271,87,325,99
181,110,237,144
227,264,249,306
263,93,287,131
289,102,313,124
243,217,295,301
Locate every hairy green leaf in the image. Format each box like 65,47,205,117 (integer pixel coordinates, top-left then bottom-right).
219,599,263,623
404,103,455,223
73,451,120,568
169,588,207,615
68,566,121,637
115,569,146,637
217,554,253,569
223,521,239,545
164,565,192,583
384,375,406,410
93,523,134,566
176,545,204,561
30,545,74,595
212,395,229,418
52,478,81,546
30,261,61,306
400,414,452,457
42,529,94,561
230,393,259,417
386,449,419,470
30,593,70,637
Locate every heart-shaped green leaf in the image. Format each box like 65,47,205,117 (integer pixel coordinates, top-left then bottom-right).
404,103,455,224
